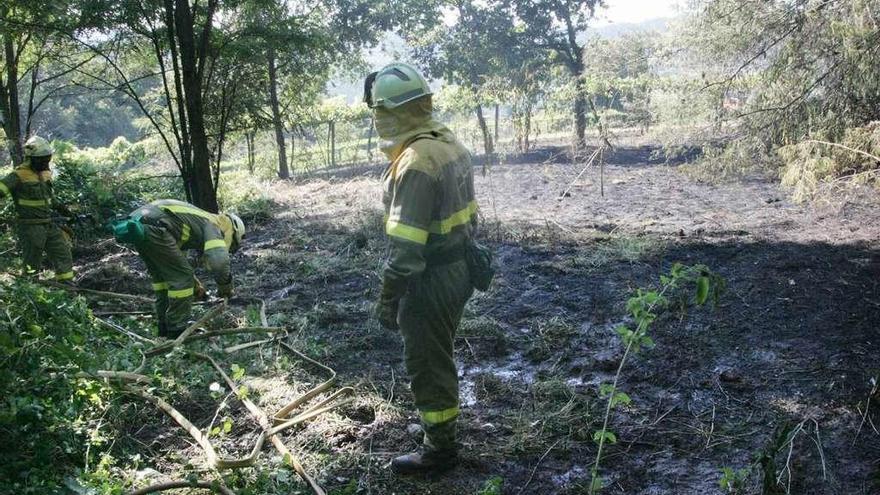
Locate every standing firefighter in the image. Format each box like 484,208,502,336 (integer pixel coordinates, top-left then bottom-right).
365,62,478,474
0,136,75,281
110,200,245,338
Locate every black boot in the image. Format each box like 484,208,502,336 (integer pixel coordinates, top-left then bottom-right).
391,447,458,475
392,417,458,475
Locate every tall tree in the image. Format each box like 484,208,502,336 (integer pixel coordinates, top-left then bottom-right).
0,0,88,165
507,0,603,149
409,0,519,157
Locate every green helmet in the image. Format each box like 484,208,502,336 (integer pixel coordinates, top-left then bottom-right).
24,135,52,157
364,62,432,109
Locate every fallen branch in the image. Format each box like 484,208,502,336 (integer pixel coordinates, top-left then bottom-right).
126,387,219,468
146,327,282,357
95,317,156,345
171,303,228,347
196,351,327,494
125,480,235,495
78,370,151,384
45,281,153,303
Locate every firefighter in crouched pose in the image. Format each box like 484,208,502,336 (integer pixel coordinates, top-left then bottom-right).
110,199,245,338
0,135,75,282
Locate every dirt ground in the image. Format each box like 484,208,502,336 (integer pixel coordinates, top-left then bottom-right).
81,144,880,494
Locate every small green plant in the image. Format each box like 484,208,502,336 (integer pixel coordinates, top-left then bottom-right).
720,466,750,494
589,263,724,493
476,476,504,495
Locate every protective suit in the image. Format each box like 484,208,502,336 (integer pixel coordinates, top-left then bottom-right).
367,63,477,474
121,199,244,337
0,136,74,281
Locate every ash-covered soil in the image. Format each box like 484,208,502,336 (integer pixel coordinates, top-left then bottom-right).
79,144,880,494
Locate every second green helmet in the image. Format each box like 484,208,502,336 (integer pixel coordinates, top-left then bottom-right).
364,62,432,109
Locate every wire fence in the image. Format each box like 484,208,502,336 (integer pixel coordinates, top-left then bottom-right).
283,110,574,174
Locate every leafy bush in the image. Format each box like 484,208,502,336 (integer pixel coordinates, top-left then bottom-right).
779,122,880,202
51,139,182,237
217,170,275,224
0,279,135,493
680,137,779,183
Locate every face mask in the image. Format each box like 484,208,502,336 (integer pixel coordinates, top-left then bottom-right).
373,110,400,139
30,155,51,172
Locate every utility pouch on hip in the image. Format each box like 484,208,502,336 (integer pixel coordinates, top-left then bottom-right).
465,240,495,292
107,216,145,244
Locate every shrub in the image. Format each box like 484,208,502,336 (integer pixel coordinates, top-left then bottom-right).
779,122,880,202
0,279,135,493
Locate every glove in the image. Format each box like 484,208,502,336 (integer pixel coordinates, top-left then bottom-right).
217,280,234,299
376,297,400,330
375,276,407,330
193,278,207,301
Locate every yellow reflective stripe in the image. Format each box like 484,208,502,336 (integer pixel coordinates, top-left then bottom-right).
159,204,216,221
421,406,459,424
55,271,74,281
167,287,194,298
429,200,478,234
152,282,169,291
180,224,191,244
18,198,49,207
204,239,226,251
386,220,429,245
0,181,10,196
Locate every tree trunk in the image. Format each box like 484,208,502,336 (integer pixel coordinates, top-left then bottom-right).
573,75,588,150
245,131,254,173
290,130,296,173
474,103,493,157
524,105,532,152
1,35,23,166
267,48,289,180
329,121,336,168
493,104,499,149
168,0,218,212
366,118,374,162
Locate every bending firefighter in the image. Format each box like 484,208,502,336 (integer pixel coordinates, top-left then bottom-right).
365,62,478,474
111,200,245,338
0,136,75,281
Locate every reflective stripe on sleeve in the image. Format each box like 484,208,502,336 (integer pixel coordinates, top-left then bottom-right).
55,271,74,281
386,220,429,245
18,198,49,207
0,182,10,196
420,406,459,424
204,239,226,251
167,287,194,298
152,282,169,291
429,200,478,234
180,224,191,244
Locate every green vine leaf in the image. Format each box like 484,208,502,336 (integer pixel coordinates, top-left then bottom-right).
593,430,617,444
696,276,710,305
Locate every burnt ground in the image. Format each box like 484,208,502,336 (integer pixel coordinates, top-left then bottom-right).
74,144,880,494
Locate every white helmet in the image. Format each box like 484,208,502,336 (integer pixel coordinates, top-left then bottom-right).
24,135,53,157
226,212,245,246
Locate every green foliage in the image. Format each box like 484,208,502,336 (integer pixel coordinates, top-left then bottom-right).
217,171,275,224
0,279,135,493
778,122,880,202
51,139,181,236
476,476,504,495
675,0,880,196
719,466,750,494
589,263,724,493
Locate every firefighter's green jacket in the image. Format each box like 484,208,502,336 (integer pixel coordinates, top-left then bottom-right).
0,160,74,280
380,115,477,450
128,199,235,333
